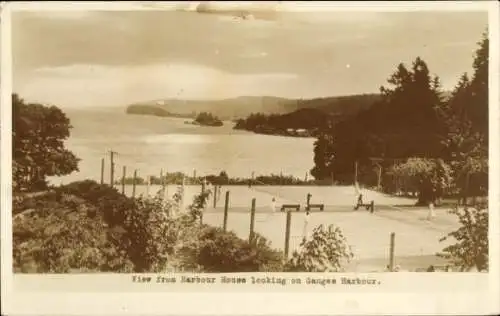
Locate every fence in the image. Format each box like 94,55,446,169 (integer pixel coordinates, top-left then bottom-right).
98,153,447,272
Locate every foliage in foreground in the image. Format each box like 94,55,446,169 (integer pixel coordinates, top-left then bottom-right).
175,226,284,273
285,224,354,272
438,202,488,272
13,180,285,273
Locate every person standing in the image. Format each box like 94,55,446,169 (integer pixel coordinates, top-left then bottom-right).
354,193,363,210
427,202,436,220
270,197,277,213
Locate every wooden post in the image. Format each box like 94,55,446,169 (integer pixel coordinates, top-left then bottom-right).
165,169,169,199
370,200,375,213
213,185,218,208
389,232,396,271
223,191,230,231
100,158,105,185
132,170,137,198
160,169,164,189
284,210,292,259
121,165,126,194
110,151,116,187
306,193,312,209
249,198,256,242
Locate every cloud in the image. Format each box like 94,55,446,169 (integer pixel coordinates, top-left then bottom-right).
20,10,96,20
17,63,298,107
185,1,282,22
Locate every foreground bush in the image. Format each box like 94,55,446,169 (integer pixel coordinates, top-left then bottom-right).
285,224,353,272
438,202,488,272
192,227,283,272
13,180,284,273
13,193,134,273
13,181,177,273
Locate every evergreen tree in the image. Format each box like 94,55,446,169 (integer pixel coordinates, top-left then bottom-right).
441,31,489,200
312,57,446,184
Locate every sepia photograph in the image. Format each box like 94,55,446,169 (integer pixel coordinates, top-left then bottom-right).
1,1,499,315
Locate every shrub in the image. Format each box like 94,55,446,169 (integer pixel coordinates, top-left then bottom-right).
285,224,354,272
57,180,136,227
120,194,178,272
13,196,134,273
437,202,488,272
197,227,283,272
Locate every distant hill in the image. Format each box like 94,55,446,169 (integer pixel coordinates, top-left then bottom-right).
125,93,381,121
296,94,382,116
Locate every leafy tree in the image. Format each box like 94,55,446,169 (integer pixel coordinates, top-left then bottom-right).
438,202,488,271
389,158,453,205
12,94,79,192
285,224,353,272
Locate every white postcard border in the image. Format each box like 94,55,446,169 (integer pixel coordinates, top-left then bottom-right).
1,1,500,315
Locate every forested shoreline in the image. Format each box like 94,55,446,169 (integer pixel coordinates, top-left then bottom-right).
310,33,488,206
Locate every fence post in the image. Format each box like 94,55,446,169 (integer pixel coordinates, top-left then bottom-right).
213,185,218,208
370,200,374,213
121,166,126,194
100,158,105,185
223,191,230,231
284,210,292,259
165,169,169,199
389,232,396,271
110,151,115,187
249,198,256,242
160,169,164,190
132,170,137,198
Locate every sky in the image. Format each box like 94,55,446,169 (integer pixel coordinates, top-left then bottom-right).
11,3,489,108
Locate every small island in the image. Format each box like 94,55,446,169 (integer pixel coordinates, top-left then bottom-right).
187,112,224,127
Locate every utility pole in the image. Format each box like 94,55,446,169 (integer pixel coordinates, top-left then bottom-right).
109,150,118,187
100,158,105,185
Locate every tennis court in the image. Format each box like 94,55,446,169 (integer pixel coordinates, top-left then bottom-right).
125,184,460,271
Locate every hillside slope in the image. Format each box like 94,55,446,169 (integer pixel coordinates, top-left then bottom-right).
125,93,381,121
